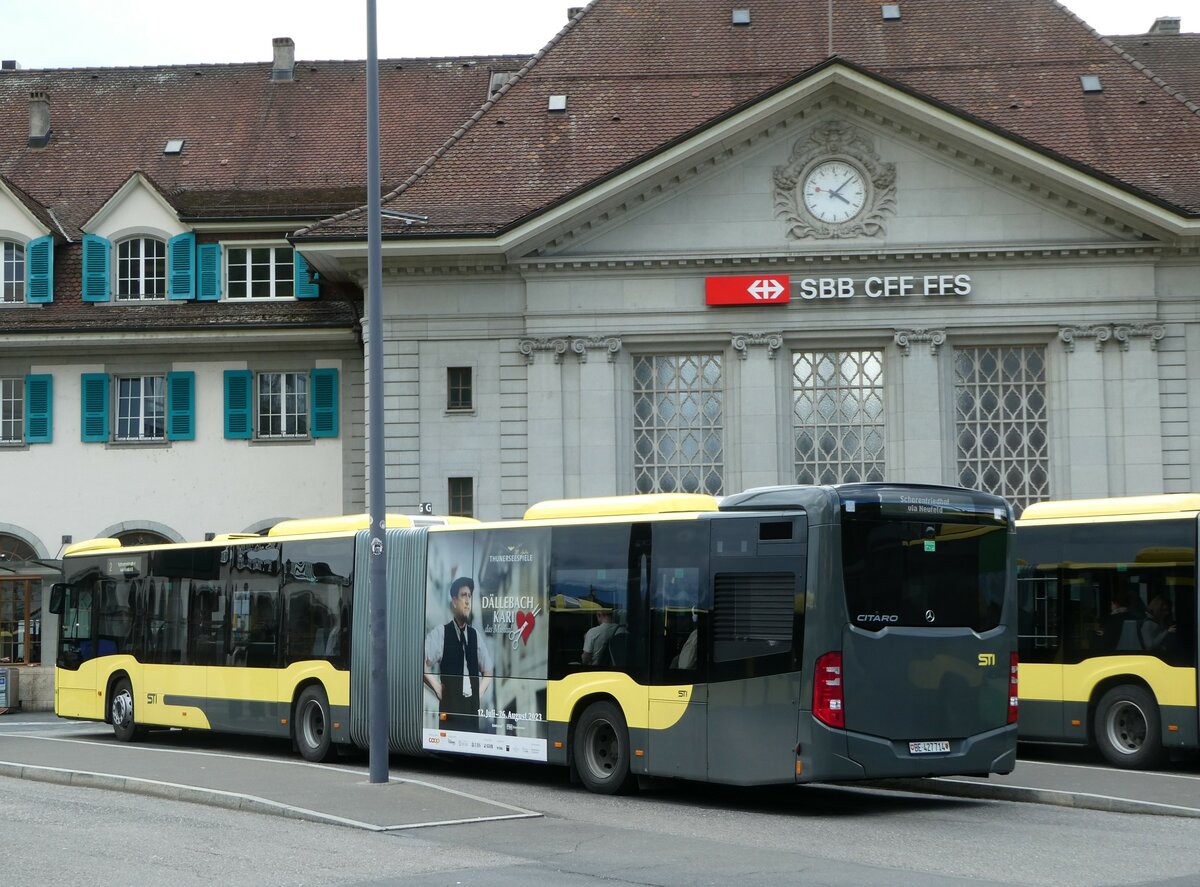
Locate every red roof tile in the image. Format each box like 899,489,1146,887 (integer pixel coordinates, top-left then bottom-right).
303,0,1200,239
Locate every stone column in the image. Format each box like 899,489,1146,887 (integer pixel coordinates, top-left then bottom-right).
1111,323,1166,495
573,336,623,497
519,338,568,505
731,333,784,490
893,329,946,484
1056,325,1112,498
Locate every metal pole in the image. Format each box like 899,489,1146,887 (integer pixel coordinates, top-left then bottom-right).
365,0,389,785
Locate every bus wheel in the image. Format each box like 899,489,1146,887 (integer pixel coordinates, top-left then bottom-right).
295,685,334,763
1095,685,1163,769
110,678,144,743
574,701,634,795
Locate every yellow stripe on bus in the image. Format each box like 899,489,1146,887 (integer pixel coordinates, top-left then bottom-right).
547,673,695,730
1019,659,1197,707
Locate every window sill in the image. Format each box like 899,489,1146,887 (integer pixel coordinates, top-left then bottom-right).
445,408,476,417
250,436,313,445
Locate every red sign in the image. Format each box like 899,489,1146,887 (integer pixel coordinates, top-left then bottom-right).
705,275,790,306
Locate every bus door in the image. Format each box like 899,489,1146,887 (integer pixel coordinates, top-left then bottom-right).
646,522,708,780
51,577,102,719
705,515,807,785
839,513,1012,751
141,576,204,728
1013,567,1064,742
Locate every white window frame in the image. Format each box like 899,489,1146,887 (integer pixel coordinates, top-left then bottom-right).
115,236,167,301
115,374,166,441
1,240,25,304
0,377,23,443
257,371,308,439
225,243,295,300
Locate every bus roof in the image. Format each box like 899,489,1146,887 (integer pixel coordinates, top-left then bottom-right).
524,493,719,521
266,513,476,536
1019,493,1200,523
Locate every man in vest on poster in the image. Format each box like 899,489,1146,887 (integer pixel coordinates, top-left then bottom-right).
424,576,494,733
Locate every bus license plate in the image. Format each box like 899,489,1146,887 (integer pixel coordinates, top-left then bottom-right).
909,740,951,755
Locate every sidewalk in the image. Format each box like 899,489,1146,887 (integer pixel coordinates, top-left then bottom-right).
0,721,540,831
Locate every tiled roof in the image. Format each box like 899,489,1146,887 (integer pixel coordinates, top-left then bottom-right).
302,0,1200,240
1106,32,1200,107
0,53,525,333
0,54,528,237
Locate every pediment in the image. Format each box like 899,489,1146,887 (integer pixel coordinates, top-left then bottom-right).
83,172,188,241
520,76,1169,262
0,178,52,241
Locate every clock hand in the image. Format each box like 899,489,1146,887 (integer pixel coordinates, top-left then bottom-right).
830,175,856,196
829,191,851,205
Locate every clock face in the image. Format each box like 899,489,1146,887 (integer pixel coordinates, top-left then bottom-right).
802,160,867,224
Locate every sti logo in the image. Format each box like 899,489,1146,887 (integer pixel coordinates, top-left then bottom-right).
705,275,791,306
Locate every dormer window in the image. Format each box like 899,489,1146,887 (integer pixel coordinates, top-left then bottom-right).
116,236,167,300
227,245,295,298
2,241,24,303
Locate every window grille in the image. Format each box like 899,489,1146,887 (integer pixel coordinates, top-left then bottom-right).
793,350,885,484
954,346,1049,513
633,354,723,495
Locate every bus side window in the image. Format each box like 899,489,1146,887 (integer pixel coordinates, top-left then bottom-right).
649,521,710,684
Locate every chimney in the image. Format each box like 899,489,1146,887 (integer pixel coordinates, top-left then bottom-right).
272,37,295,82
567,6,583,20
2,60,21,71
28,91,50,148
1148,17,1180,35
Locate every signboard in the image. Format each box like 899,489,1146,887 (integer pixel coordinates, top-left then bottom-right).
422,528,549,761
705,273,973,306
705,275,790,305
418,502,434,515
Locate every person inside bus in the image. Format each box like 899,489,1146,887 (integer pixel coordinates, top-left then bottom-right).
1097,587,1140,652
581,609,620,668
423,576,493,732
1140,595,1177,654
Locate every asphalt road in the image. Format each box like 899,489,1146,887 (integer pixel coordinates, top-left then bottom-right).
4,713,1200,886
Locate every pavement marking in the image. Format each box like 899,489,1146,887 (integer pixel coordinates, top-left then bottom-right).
917,777,1200,819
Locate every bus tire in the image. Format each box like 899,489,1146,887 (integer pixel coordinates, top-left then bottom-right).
1094,684,1163,769
573,700,635,795
110,677,145,743
294,685,334,763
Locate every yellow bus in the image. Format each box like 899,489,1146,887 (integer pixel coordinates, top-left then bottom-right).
53,483,1018,793
1016,494,1199,768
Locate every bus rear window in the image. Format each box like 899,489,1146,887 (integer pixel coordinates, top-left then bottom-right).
842,518,1007,632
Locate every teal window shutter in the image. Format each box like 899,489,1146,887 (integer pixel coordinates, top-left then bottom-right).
197,243,221,300
24,374,52,443
224,370,253,439
166,371,195,440
80,373,110,442
81,234,110,302
25,236,54,303
293,250,319,299
310,368,339,438
168,232,196,300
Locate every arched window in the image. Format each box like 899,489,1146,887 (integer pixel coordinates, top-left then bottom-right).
116,237,166,300
0,533,36,564
114,529,171,547
1,240,24,303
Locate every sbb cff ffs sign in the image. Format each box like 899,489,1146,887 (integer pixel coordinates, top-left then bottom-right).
705,275,790,306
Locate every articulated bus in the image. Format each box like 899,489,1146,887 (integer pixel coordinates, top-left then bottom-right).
52,483,1018,793
1016,495,1200,768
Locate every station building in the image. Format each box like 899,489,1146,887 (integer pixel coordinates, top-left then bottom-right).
2,2,1199,707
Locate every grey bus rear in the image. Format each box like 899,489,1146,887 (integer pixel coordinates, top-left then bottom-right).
718,484,1017,783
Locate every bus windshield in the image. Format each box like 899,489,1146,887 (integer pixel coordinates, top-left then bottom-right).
841,491,1009,632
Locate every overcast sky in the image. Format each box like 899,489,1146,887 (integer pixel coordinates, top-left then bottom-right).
3,1,1190,69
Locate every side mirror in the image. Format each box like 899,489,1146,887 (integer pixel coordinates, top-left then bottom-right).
49,583,67,615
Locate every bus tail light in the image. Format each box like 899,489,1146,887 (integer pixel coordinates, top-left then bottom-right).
1007,652,1019,724
813,651,845,728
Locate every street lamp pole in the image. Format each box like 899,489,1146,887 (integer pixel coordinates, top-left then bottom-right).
365,0,389,785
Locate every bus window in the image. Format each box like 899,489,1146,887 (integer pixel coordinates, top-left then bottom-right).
227,542,282,668
548,523,644,679
650,521,710,683
281,538,353,668
843,517,1007,632
145,579,185,664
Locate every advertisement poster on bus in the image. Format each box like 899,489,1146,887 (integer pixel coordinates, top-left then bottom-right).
422,527,550,761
